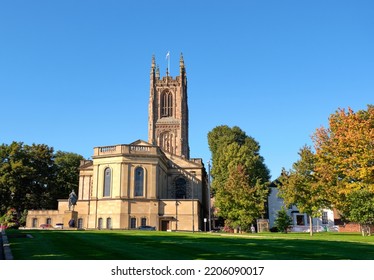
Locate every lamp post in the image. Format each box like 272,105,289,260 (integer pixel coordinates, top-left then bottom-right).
192,177,195,233
207,160,212,232
175,200,180,231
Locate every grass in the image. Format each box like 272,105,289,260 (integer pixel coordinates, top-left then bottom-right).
6,229,374,260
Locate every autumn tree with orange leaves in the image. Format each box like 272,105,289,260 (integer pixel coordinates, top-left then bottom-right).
312,105,374,235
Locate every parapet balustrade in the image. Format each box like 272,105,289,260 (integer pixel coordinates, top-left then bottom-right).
94,144,157,156
99,146,117,153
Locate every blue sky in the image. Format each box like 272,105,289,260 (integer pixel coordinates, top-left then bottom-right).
1,0,373,180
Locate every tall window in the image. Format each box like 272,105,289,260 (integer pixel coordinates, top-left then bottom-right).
175,177,187,199
106,217,112,229
46,218,51,225
161,91,173,117
134,167,144,196
103,167,111,197
98,218,103,230
322,211,328,225
130,217,137,229
141,217,147,226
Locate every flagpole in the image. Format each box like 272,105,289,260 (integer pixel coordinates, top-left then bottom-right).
166,51,170,75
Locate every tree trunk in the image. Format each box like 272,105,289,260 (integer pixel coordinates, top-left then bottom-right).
309,216,313,236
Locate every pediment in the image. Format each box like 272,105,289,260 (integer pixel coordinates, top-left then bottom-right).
129,139,152,146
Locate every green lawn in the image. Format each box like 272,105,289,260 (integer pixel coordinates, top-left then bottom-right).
6,229,374,260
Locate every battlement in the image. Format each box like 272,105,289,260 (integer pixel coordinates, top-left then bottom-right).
154,75,183,87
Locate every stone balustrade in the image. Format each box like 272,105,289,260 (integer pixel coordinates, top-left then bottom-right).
93,144,158,157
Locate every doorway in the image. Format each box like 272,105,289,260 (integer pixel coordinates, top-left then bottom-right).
161,220,170,231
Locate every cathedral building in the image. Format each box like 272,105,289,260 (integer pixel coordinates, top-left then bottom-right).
26,54,209,231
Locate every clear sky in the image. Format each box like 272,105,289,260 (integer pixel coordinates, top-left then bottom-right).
1,0,373,180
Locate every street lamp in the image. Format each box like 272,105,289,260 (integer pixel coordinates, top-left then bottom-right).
192,177,195,233
207,160,212,232
175,200,180,231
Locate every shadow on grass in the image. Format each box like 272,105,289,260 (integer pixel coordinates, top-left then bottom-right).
7,230,374,260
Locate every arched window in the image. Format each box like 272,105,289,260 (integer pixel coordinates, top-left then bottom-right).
32,218,38,228
103,167,111,197
175,177,187,199
106,217,112,229
46,218,51,225
98,218,103,230
141,217,147,226
134,167,144,197
161,91,173,117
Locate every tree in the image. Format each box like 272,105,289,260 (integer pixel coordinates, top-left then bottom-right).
208,125,270,231
274,207,293,233
1,142,56,212
0,142,84,217
50,151,84,209
278,146,330,236
312,105,374,224
208,125,248,194
341,189,374,236
0,208,19,229
216,164,268,231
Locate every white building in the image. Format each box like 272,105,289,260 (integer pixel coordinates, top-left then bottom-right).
267,185,336,232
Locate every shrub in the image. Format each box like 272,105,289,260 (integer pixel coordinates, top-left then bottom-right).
275,207,293,233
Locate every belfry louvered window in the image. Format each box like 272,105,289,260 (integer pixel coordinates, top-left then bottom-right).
161,91,173,117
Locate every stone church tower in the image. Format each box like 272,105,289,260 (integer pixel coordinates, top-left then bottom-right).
148,53,190,159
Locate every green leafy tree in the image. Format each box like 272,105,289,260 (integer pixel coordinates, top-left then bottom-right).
274,207,293,233
24,143,57,210
0,142,49,213
0,208,19,228
216,164,268,231
341,189,374,236
50,151,84,209
0,142,84,217
208,125,270,231
208,125,248,194
278,146,329,236
18,209,28,227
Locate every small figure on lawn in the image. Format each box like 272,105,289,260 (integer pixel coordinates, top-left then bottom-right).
251,224,256,234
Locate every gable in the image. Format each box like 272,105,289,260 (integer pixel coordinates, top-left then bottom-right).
129,139,152,146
